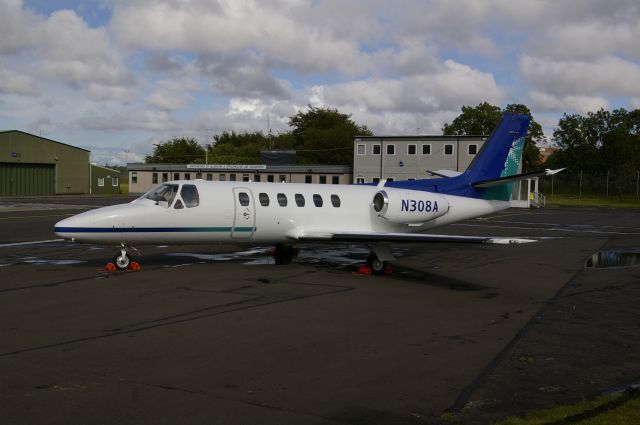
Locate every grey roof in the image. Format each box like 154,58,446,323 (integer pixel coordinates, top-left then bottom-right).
354,134,486,141
127,163,352,173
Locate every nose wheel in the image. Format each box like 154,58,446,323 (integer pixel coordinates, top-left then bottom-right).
110,244,139,271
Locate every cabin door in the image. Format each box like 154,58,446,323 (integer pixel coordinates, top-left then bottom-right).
231,187,256,239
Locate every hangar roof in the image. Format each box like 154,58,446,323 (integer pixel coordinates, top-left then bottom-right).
0,130,90,152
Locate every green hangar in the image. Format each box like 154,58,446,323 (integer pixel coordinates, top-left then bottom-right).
0,130,90,195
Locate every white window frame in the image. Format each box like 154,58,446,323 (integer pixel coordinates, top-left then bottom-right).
444,144,454,156
422,144,432,155
407,144,417,155
468,144,478,155
112,177,119,187
372,144,381,155
386,144,395,155
356,144,366,155
97,178,104,187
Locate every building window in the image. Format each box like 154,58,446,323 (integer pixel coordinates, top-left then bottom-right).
184,173,190,180
407,144,417,155
372,177,380,184
279,174,286,182
206,173,213,181
98,178,104,187
319,175,327,184
332,175,339,184
356,177,365,184
230,173,236,181
356,144,366,155
162,173,169,182
422,144,431,155
330,194,341,207
219,174,226,181
295,193,305,207
444,144,454,155
152,173,158,184
313,194,323,207
258,193,269,206
267,174,274,182
277,193,287,206
387,177,394,182
196,172,202,179
242,174,250,182
386,144,395,155
173,173,180,180
373,144,381,155
254,174,261,182
468,144,478,155
305,175,312,184
131,172,138,184
112,177,119,187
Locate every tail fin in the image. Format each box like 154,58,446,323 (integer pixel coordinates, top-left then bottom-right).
388,112,532,200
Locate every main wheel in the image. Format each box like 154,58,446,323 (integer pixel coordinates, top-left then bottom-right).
366,253,387,275
273,244,294,265
113,252,131,270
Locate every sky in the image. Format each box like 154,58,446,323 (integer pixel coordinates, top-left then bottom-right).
1,0,639,165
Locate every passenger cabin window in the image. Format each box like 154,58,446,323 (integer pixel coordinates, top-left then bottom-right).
181,184,200,208
313,194,323,207
144,183,179,207
277,193,287,206
259,193,269,206
331,194,341,207
238,192,250,206
295,194,305,207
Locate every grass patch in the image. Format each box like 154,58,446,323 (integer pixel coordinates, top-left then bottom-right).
546,195,640,208
494,390,640,425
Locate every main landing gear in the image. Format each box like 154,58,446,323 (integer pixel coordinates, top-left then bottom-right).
272,244,298,265
366,253,389,275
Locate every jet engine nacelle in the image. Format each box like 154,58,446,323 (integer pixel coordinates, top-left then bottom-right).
372,189,449,224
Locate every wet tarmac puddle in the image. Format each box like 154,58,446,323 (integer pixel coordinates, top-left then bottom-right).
585,250,640,268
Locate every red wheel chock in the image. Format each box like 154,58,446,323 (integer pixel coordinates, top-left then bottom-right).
104,262,117,272
129,261,141,271
353,265,373,276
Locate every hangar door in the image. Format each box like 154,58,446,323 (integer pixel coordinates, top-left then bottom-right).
0,163,55,196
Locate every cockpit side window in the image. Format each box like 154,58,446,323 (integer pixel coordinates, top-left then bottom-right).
181,184,200,208
144,184,179,207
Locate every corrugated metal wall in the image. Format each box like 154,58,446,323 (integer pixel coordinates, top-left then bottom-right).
0,163,55,195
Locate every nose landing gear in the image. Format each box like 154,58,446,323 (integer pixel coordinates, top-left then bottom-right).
109,244,140,271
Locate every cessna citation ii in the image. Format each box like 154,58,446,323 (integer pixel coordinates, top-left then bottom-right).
55,113,560,274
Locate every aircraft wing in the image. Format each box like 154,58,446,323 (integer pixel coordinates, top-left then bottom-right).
294,230,536,245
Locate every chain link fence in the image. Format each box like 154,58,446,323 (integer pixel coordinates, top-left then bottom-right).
539,170,640,198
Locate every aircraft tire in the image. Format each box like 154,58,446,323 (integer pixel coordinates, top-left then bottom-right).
113,253,131,270
366,253,387,275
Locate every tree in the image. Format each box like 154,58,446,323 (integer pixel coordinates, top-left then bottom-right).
288,106,373,164
145,137,206,164
443,102,543,171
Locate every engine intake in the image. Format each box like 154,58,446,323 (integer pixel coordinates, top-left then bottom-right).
372,189,448,224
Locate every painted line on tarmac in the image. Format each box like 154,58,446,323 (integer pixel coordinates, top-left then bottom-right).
0,239,65,248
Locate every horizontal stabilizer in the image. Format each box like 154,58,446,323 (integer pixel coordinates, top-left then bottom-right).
472,168,565,188
426,169,463,178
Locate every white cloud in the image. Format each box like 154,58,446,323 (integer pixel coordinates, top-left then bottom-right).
527,91,609,115
521,55,640,98
0,69,38,95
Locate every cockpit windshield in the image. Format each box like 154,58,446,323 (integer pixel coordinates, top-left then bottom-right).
142,184,179,205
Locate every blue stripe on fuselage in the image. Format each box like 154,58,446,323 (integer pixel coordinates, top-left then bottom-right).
54,227,256,233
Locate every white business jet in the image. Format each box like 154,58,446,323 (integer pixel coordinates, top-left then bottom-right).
55,113,561,274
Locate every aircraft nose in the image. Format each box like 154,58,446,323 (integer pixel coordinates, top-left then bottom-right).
54,211,95,239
